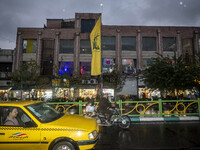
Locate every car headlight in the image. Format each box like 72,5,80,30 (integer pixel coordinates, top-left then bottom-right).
88,130,98,140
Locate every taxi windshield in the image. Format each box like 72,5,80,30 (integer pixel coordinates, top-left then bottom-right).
26,102,64,123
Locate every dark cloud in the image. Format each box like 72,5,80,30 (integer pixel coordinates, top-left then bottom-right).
0,0,200,49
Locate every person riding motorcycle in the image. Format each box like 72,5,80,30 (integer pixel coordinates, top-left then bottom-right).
97,94,112,123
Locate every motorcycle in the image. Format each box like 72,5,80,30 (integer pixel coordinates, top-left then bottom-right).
95,107,131,129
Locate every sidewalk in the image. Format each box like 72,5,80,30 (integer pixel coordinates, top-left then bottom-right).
130,116,200,122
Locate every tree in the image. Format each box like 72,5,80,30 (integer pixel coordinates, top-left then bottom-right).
11,60,40,99
142,54,200,98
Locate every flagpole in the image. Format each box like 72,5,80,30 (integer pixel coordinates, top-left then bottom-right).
100,14,103,101
100,4,103,100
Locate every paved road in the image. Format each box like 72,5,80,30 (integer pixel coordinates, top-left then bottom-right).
94,121,200,150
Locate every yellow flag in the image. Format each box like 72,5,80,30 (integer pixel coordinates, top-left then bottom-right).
26,40,34,53
90,16,101,76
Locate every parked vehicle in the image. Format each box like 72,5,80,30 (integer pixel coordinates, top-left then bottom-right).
0,101,99,150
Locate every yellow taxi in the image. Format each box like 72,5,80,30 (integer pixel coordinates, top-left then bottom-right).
0,101,99,150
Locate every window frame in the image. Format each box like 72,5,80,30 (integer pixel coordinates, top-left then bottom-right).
60,39,74,54
122,36,136,51
81,19,95,33
102,36,116,51
80,39,92,54
142,37,157,51
22,39,37,53
163,37,177,51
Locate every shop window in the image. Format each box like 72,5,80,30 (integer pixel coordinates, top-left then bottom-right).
81,19,95,33
143,59,152,69
23,40,37,53
103,89,114,98
122,59,137,74
59,62,73,76
80,40,91,54
102,36,116,50
122,36,136,51
79,89,97,99
102,59,115,73
60,40,74,54
142,37,156,51
163,37,177,51
80,62,91,77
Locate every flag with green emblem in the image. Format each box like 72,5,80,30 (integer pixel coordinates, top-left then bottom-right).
90,16,101,76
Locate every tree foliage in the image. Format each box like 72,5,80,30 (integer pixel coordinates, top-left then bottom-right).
11,60,40,90
142,54,200,94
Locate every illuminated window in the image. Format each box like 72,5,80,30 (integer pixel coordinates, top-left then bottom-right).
142,37,156,51
122,59,137,74
102,59,115,73
143,59,152,69
80,62,91,77
163,37,176,51
59,62,73,76
23,40,37,53
122,36,136,51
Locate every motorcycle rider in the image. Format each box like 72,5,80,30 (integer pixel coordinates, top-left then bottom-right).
97,94,112,124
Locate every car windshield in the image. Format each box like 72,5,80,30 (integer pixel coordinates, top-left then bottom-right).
26,102,64,123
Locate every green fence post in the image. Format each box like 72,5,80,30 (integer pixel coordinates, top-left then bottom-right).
118,100,122,115
198,98,200,116
79,100,82,115
158,99,163,117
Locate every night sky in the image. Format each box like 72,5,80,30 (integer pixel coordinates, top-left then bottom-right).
0,0,200,49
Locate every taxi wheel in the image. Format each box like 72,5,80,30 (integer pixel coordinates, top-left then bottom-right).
52,141,75,150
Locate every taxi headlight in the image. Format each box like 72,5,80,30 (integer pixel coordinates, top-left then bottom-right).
88,130,97,140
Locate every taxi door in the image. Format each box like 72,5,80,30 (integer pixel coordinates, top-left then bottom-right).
0,106,41,150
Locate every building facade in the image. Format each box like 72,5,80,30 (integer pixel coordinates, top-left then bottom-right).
0,49,14,99
13,13,200,100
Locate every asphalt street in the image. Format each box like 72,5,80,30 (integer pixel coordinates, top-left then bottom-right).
94,121,200,150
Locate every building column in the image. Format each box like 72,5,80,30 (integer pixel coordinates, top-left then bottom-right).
137,29,142,70
116,29,121,70
14,32,22,71
157,29,162,55
36,31,42,69
74,32,80,77
194,30,199,54
177,30,181,57
53,31,60,76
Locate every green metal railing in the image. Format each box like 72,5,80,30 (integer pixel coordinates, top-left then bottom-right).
47,98,200,117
